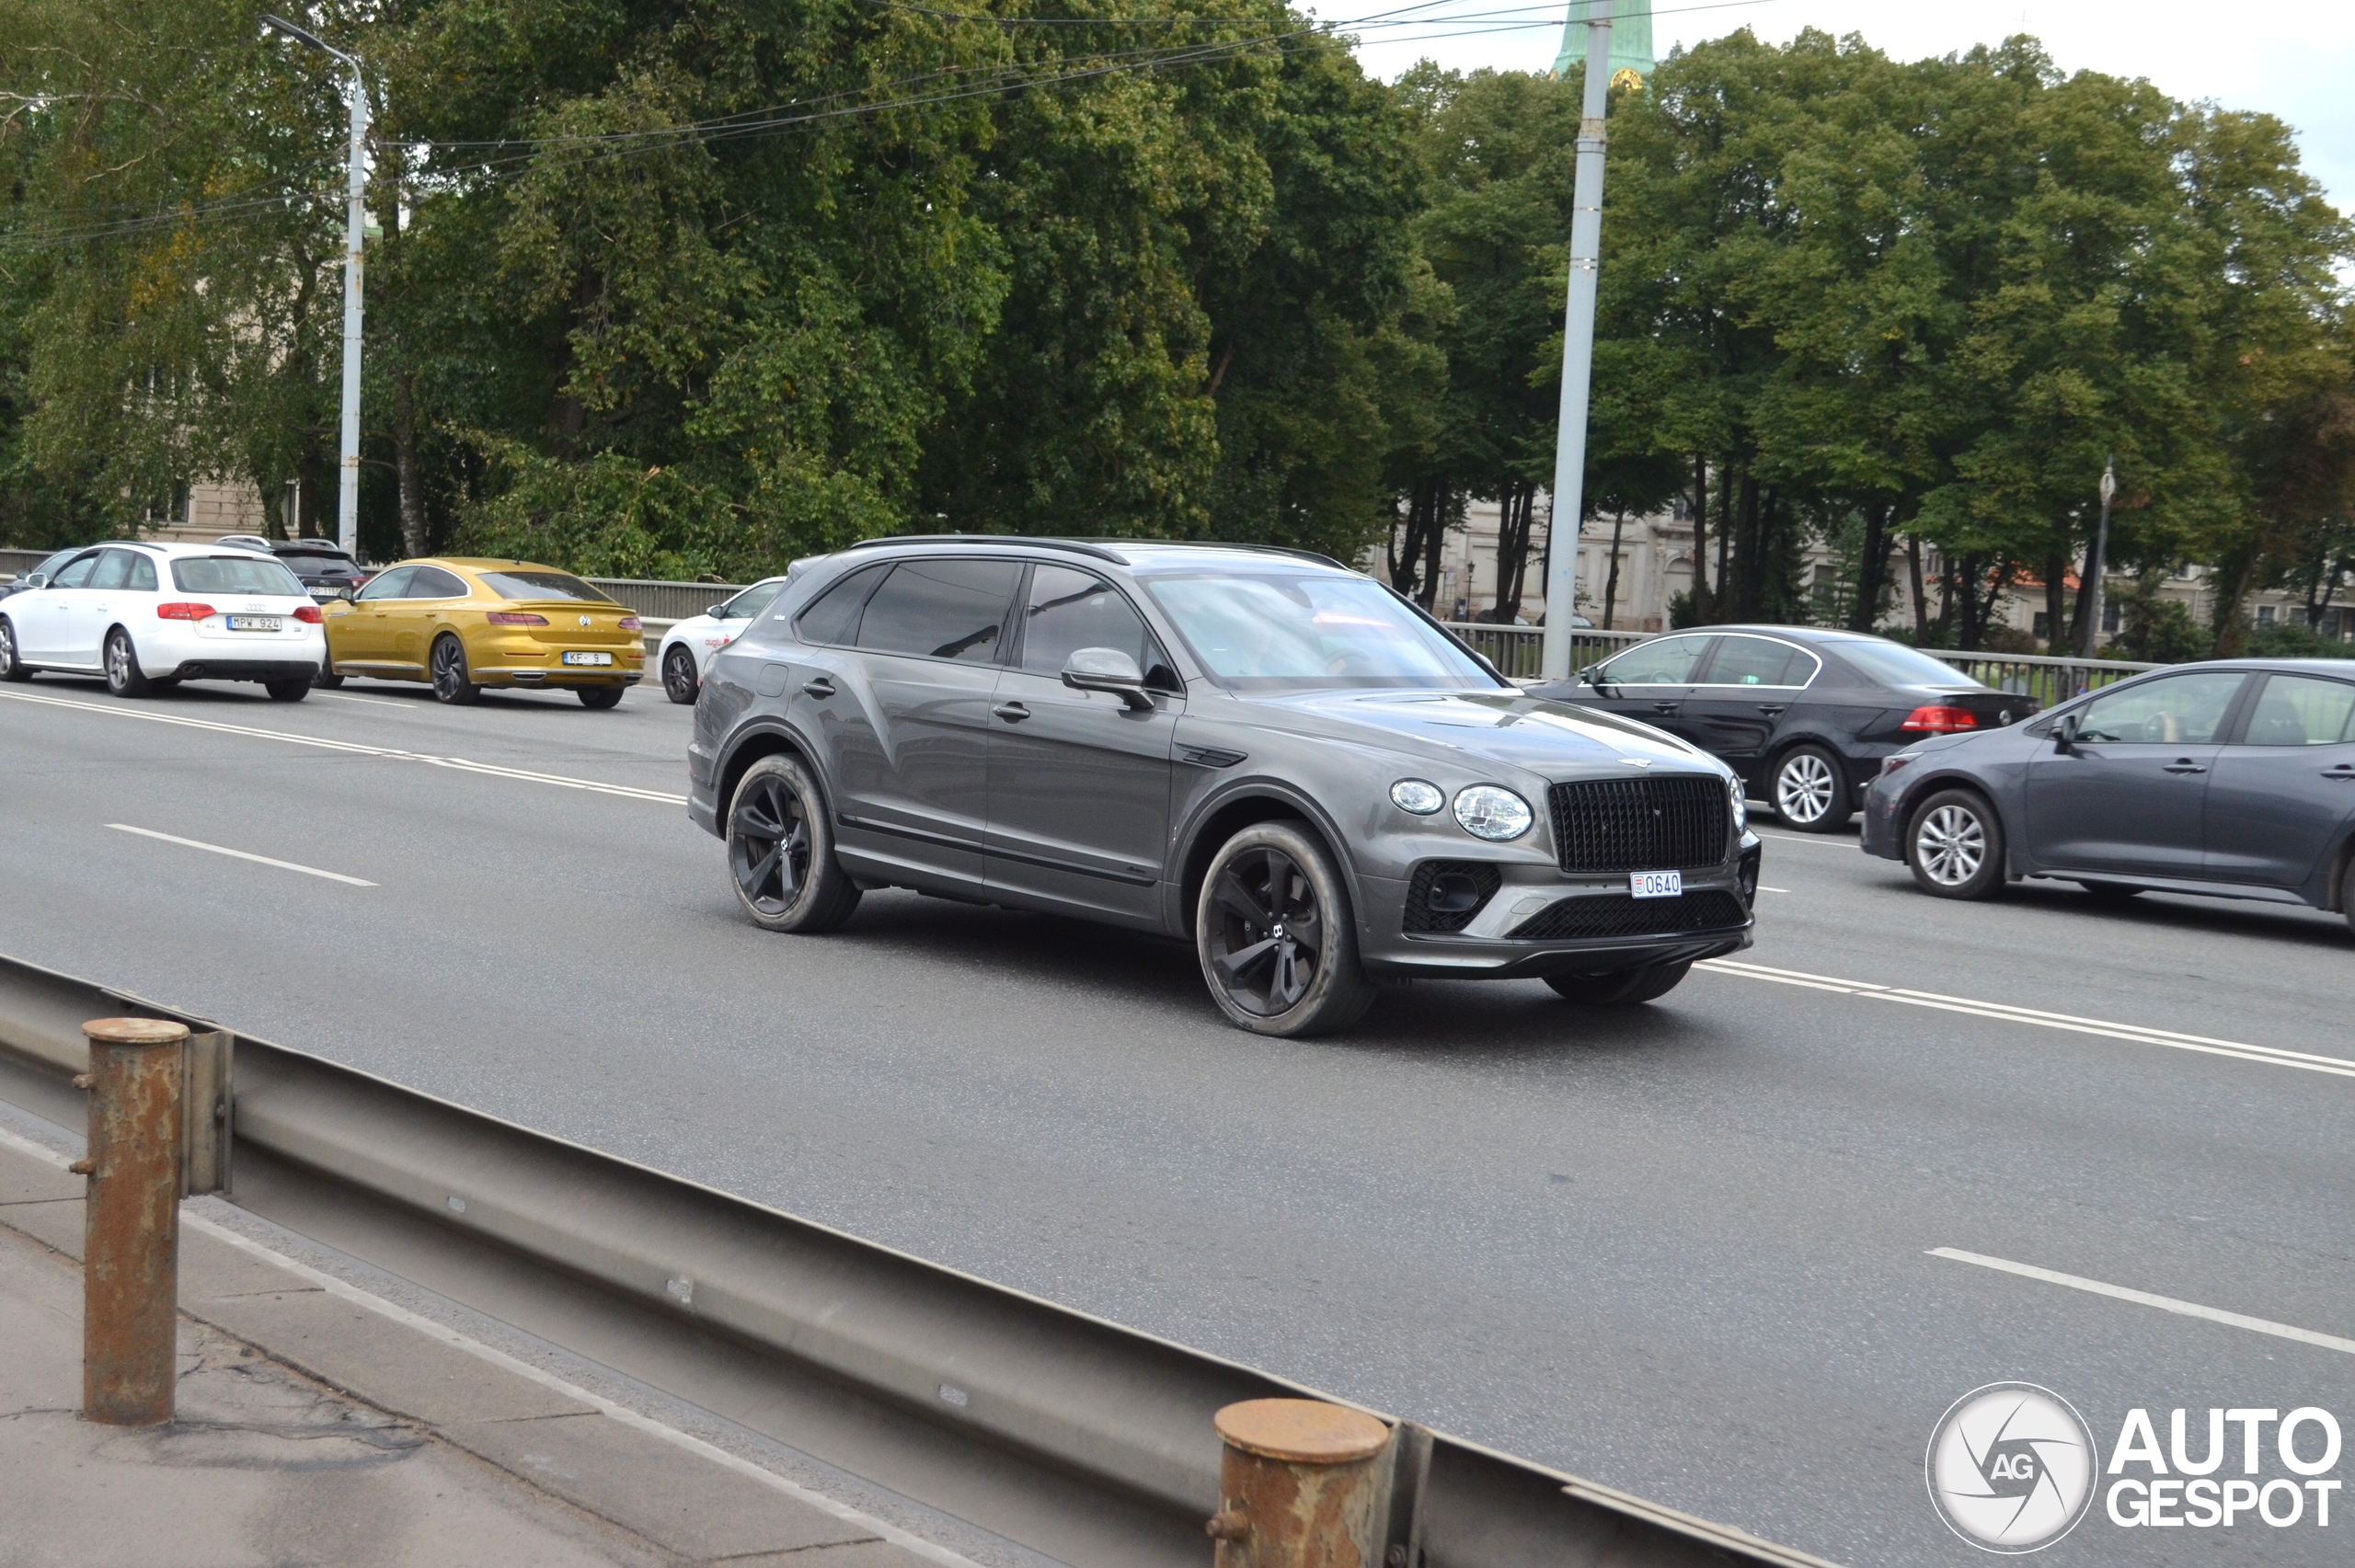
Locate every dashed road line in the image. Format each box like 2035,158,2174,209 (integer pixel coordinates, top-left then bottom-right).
1,689,685,805
1930,1248,2355,1357
1696,957,2355,1080
109,824,376,887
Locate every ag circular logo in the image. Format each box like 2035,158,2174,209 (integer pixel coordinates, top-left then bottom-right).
1926,1383,2099,1552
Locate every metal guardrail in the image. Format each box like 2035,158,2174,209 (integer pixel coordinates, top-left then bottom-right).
583,577,747,621
0,546,52,578
0,948,1832,1568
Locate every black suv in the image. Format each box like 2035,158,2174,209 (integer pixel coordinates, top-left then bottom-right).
688,539,1761,1036
219,535,372,600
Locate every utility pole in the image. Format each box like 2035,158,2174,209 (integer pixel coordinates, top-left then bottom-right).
1540,1,1614,681
2080,454,2116,658
263,17,367,557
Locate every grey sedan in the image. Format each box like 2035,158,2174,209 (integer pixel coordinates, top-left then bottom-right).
688,538,1763,1036
1862,659,2355,932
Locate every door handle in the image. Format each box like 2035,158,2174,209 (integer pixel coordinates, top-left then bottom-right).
1650,702,1680,715
801,677,835,699
992,702,1031,724
2323,765,2355,781
2162,760,2207,774
1756,704,1786,716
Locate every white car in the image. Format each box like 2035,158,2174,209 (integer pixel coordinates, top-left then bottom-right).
656,576,793,704
0,541,327,702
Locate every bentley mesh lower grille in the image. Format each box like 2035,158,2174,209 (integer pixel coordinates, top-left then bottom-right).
1505,888,1748,942
1402,861,1503,933
1546,776,1729,873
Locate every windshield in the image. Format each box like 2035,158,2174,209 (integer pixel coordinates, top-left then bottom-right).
477,569,612,603
171,556,306,596
1828,639,1982,689
1141,572,1498,690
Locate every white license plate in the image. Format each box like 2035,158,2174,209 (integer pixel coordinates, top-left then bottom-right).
1628,871,1683,899
226,615,281,633
562,650,613,666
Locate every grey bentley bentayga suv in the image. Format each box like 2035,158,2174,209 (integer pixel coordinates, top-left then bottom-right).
686,539,1763,1036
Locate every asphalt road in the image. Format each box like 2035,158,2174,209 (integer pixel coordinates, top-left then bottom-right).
4,673,2351,1567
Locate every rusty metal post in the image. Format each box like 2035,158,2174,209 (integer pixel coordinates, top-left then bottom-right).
1208,1398,1392,1568
73,1016,190,1425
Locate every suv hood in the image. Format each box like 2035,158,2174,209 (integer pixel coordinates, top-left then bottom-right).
1244,688,1724,779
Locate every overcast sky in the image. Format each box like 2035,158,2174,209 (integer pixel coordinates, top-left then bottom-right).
1326,0,2355,217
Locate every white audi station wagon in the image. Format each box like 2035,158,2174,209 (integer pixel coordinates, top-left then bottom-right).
0,541,327,701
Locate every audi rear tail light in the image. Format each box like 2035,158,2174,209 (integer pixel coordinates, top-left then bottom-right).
618,615,642,632
486,612,549,626
156,602,214,621
1901,704,1979,733
293,604,323,624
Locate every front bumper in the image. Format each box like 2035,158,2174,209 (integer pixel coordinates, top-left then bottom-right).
1860,773,1906,860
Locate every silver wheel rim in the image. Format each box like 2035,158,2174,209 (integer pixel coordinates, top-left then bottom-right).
1915,804,1985,886
0,622,13,670
106,635,129,689
1775,752,1835,824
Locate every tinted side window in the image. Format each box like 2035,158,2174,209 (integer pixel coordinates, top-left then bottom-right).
52,553,101,589
2075,670,2248,745
90,550,136,590
855,560,1020,662
721,581,786,620
1705,635,1811,687
2237,674,2355,746
1019,566,1169,682
408,567,467,598
126,554,158,592
356,566,417,601
796,563,889,646
1603,635,1710,685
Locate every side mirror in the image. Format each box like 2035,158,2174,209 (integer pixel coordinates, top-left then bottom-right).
21,573,47,589
707,602,732,619
2053,714,2079,754
1062,647,1155,712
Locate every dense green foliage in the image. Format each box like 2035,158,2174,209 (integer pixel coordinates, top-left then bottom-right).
2,11,2349,652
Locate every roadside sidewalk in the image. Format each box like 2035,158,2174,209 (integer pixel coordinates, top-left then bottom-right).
0,1133,951,1568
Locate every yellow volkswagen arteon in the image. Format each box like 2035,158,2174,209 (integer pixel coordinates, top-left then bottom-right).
319,558,644,706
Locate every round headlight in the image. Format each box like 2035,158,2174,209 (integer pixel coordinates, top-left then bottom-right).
1727,773,1748,832
1453,784,1533,841
1390,779,1445,815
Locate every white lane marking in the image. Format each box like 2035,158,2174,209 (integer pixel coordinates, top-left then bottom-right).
1750,831,1855,848
1930,1248,2355,1358
1757,886,1792,894
108,824,378,887
1,689,685,806
0,1123,981,1568
311,691,408,708
1697,957,2355,1080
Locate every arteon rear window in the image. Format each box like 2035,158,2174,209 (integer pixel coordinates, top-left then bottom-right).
477,570,612,602
171,557,306,596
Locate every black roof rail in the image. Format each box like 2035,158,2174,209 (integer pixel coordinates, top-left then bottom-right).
842,534,1128,565
1074,537,1357,572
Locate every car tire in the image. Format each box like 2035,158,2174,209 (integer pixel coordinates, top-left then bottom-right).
429,634,480,705
1771,744,1850,831
265,679,309,702
578,685,624,709
1545,959,1693,1005
729,754,861,933
1906,787,2005,899
314,669,345,689
103,629,152,698
0,618,32,681
2077,880,2142,903
1196,821,1376,1038
2340,857,2355,943
662,646,698,704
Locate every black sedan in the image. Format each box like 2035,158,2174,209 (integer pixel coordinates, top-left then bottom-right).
1861,660,2355,932
689,538,1762,1036
1528,625,2037,833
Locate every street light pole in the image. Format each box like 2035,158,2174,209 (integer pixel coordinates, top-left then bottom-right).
262,17,367,557
2081,454,2116,658
1539,3,1614,682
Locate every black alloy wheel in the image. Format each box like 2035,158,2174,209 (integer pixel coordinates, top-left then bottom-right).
1770,744,1850,832
662,646,698,704
0,618,29,681
578,685,624,709
429,634,480,705
1906,787,2005,900
727,754,860,933
103,628,152,698
1544,960,1694,1005
1197,822,1374,1037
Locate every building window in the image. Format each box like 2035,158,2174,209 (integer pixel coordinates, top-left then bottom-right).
2032,612,2050,640
2102,601,2121,634
143,486,190,527
2257,604,2276,628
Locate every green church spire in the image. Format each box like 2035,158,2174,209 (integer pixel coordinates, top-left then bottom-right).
1550,0,1655,86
